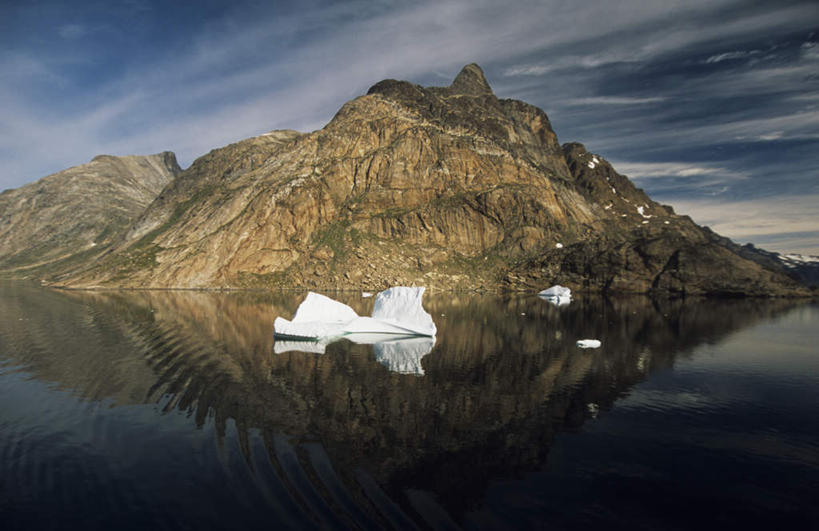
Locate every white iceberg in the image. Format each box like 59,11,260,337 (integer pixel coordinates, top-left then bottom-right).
274,288,436,375
274,287,437,341
576,339,601,349
538,284,572,306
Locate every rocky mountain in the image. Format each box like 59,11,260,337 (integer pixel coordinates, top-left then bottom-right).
0,152,180,278
9,64,809,295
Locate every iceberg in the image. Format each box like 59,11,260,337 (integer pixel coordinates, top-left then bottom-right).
273,288,437,375
274,287,437,341
538,284,572,306
576,339,601,349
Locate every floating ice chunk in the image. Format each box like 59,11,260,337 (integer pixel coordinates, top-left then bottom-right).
538,285,572,306
371,287,437,336
291,292,359,324
362,292,372,298
576,339,601,349
274,287,436,340
555,242,563,249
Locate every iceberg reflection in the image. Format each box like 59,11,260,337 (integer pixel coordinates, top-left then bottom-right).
274,334,435,375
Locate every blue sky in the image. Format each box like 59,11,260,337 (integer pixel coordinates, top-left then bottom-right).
2,0,818,254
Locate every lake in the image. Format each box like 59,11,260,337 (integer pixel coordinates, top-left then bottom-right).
1,282,817,529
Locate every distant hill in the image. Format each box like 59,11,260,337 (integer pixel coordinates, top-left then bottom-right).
1,64,809,296
0,152,180,278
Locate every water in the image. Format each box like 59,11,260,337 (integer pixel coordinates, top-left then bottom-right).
0,282,817,530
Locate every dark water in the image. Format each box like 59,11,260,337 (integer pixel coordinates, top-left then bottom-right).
0,282,817,530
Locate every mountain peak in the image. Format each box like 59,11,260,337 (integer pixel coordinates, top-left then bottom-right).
451,63,493,96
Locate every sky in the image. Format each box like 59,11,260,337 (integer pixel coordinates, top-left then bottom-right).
1,0,818,254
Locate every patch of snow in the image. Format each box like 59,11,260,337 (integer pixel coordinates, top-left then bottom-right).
555,242,564,249
538,285,572,306
592,156,600,164
576,339,601,349
604,204,613,210
783,253,819,264
361,292,372,298
636,205,653,219
642,220,649,224
664,221,670,225
611,187,617,194
587,161,596,169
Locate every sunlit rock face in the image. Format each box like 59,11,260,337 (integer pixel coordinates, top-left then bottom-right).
26,64,806,295
0,152,180,278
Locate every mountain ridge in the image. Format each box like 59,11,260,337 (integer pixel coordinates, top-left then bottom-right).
0,152,180,278
1,64,810,296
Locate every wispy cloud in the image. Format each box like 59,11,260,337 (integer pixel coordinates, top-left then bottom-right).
613,162,748,180
563,96,666,106
703,49,761,63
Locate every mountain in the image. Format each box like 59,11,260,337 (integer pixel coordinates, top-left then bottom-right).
0,152,180,278
7,64,809,295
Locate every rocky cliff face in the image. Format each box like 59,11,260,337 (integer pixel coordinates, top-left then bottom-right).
0,152,180,278
26,65,808,295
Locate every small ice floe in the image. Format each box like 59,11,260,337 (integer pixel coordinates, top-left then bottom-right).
555,242,564,249
361,292,372,298
576,339,601,349
538,285,571,306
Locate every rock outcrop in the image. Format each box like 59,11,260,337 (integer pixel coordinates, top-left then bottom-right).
0,152,180,278
7,64,808,295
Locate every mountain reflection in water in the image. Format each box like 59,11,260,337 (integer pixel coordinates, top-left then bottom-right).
0,282,816,529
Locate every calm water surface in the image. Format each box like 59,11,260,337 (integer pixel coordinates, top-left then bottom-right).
0,282,817,530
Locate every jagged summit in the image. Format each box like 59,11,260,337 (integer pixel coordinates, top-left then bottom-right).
450,63,493,96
